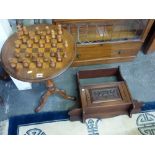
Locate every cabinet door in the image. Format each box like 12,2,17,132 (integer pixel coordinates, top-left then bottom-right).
54,19,153,45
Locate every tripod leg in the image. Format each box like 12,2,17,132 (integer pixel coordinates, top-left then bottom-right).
35,90,53,112
55,89,76,101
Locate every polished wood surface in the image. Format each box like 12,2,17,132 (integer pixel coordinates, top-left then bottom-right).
1,24,76,112
54,19,154,66
68,67,143,122
143,20,155,54
1,24,76,82
73,41,141,66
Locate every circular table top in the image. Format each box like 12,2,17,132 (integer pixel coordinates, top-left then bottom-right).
1,24,76,82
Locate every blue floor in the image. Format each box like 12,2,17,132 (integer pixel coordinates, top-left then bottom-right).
1,51,155,121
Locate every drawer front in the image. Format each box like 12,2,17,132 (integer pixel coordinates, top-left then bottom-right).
73,41,142,66
76,41,141,59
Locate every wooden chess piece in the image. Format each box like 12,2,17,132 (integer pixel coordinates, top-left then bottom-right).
25,53,30,58
10,62,17,68
51,30,56,39
57,35,62,43
51,40,56,47
46,36,50,43
36,61,43,68
63,51,67,58
49,59,56,68
50,51,55,57
23,26,28,35
22,37,27,43
41,35,45,39
57,24,62,35
35,27,40,35
38,52,44,57
27,43,32,48
56,51,62,62
39,43,44,48
15,53,20,58
34,36,39,43
64,40,68,48
45,26,50,35
23,62,29,68
15,42,20,48
43,57,49,62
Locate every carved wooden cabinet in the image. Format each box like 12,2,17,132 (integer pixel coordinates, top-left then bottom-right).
54,19,154,66
68,67,142,122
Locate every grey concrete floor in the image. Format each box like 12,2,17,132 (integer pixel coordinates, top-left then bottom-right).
0,51,155,121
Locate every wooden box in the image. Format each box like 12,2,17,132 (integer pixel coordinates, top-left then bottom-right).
53,19,154,66
68,67,142,122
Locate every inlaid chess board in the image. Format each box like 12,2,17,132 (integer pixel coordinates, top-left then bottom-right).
1,24,76,82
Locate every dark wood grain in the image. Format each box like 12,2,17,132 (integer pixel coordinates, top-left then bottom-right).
69,67,143,122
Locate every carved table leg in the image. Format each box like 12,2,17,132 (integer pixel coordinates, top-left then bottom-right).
35,90,54,112
55,88,76,101
35,80,76,112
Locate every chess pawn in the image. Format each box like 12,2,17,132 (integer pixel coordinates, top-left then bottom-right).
25,53,30,58
38,52,44,57
51,40,56,47
23,26,28,35
23,62,29,68
39,43,44,48
35,27,40,35
51,30,56,39
43,57,48,62
41,35,45,39
58,29,62,35
27,43,32,48
10,62,17,69
57,35,62,43
36,61,43,68
34,36,39,43
56,51,62,62
57,24,62,30
30,34,35,40
15,53,20,58
50,51,55,57
49,59,56,68
45,36,50,43
22,37,27,43
64,40,68,48
63,51,67,58
45,26,50,35
15,42,20,48
28,31,33,38
57,24,62,35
